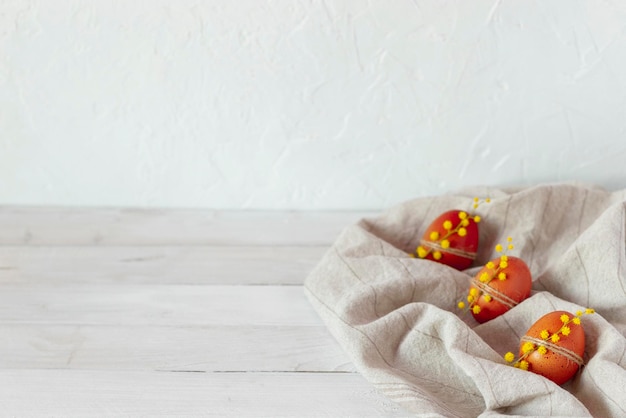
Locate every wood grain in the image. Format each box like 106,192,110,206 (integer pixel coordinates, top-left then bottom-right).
1,370,409,417
0,324,355,373
0,284,322,326
0,208,405,416
0,207,374,246
0,245,327,285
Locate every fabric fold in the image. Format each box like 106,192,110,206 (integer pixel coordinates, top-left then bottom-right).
305,183,626,417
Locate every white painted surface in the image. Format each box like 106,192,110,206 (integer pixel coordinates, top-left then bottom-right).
2,371,407,417
2,1,626,210
0,208,404,416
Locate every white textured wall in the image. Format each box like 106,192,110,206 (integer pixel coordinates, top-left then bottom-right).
2,1,626,210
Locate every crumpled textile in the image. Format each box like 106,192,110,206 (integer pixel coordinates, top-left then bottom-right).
304,183,626,417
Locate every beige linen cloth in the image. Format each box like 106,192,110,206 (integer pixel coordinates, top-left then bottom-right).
304,183,626,417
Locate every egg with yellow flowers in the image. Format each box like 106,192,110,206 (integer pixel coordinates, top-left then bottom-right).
415,210,480,270
504,309,594,385
458,238,532,323
466,255,532,323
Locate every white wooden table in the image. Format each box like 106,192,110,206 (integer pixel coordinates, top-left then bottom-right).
0,207,411,416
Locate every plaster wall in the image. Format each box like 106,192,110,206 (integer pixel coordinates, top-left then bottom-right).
2,1,625,209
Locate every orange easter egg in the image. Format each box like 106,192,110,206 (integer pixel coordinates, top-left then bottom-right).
468,256,532,323
517,311,586,385
416,210,480,270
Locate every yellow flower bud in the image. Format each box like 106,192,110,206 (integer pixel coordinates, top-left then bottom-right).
433,251,442,260
472,305,481,314
495,244,503,253
458,227,467,237
441,239,450,249
504,352,515,363
540,330,550,340
417,246,428,258
457,301,465,309
429,231,440,241
537,346,547,355
443,220,452,230
560,314,569,323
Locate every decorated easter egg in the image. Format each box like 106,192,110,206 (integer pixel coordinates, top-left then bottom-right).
466,255,532,323
415,210,480,270
505,310,593,385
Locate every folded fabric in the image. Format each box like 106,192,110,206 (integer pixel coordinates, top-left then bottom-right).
304,183,626,417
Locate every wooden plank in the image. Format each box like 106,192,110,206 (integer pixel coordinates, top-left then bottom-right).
0,207,374,246
0,208,390,417
0,246,327,285
1,370,410,417
0,324,356,373
0,284,323,326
